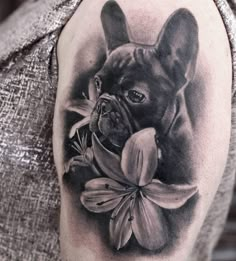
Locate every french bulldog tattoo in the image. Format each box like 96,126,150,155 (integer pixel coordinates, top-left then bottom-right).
63,0,199,253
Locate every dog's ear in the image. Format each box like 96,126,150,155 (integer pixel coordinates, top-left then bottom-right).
155,9,199,90
101,0,130,52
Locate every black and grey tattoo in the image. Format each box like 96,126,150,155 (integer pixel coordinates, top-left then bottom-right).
63,0,199,252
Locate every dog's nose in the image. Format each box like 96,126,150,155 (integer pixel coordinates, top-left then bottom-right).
98,100,112,115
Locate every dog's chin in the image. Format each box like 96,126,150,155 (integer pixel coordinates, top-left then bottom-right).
98,119,130,148
90,113,131,148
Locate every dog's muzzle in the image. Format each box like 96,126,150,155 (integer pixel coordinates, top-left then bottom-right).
89,94,134,147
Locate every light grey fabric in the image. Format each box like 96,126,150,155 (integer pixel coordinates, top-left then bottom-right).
228,0,236,13
0,0,235,260
0,1,81,260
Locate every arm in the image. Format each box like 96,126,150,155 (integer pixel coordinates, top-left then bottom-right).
53,0,232,260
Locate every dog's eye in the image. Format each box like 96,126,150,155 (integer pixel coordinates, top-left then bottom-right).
94,76,102,93
127,90,145,103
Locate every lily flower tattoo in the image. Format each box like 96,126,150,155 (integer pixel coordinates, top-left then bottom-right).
66,80,98,139
67,131,94,169
81,128,198,250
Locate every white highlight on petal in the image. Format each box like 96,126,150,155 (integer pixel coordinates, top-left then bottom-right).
132,194,168,250
142,179,198,209
81,178,128,213
109,194,133,250
69,117,90,138
121,128,158,186
66,99,95,116
92,134,131,185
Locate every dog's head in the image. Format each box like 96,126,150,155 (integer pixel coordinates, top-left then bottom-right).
90,1,199,147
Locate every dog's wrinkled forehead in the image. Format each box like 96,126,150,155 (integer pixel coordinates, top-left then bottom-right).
98,44,158,80
97,43,171,90
101,44,138,75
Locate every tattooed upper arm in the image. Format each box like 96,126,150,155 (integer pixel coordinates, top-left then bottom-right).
53,0,232,260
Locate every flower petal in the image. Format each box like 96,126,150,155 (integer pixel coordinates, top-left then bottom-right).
67,155,90,168
88,79,98,101
109,195,133,250
69,117,91,138
66,99,95,116
92,134,131,185
121,128,158,186
132,194,168,250
81,178,126,213
142,179,198,209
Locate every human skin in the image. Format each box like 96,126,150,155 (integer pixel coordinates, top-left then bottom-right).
53,0,232,260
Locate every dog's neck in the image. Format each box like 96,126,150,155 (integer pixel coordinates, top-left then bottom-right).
159,98,178,138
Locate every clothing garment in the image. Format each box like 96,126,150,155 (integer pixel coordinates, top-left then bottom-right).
228,0,236,13
0,0,235,260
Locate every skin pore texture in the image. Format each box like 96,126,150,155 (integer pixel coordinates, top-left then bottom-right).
54,0,232,260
